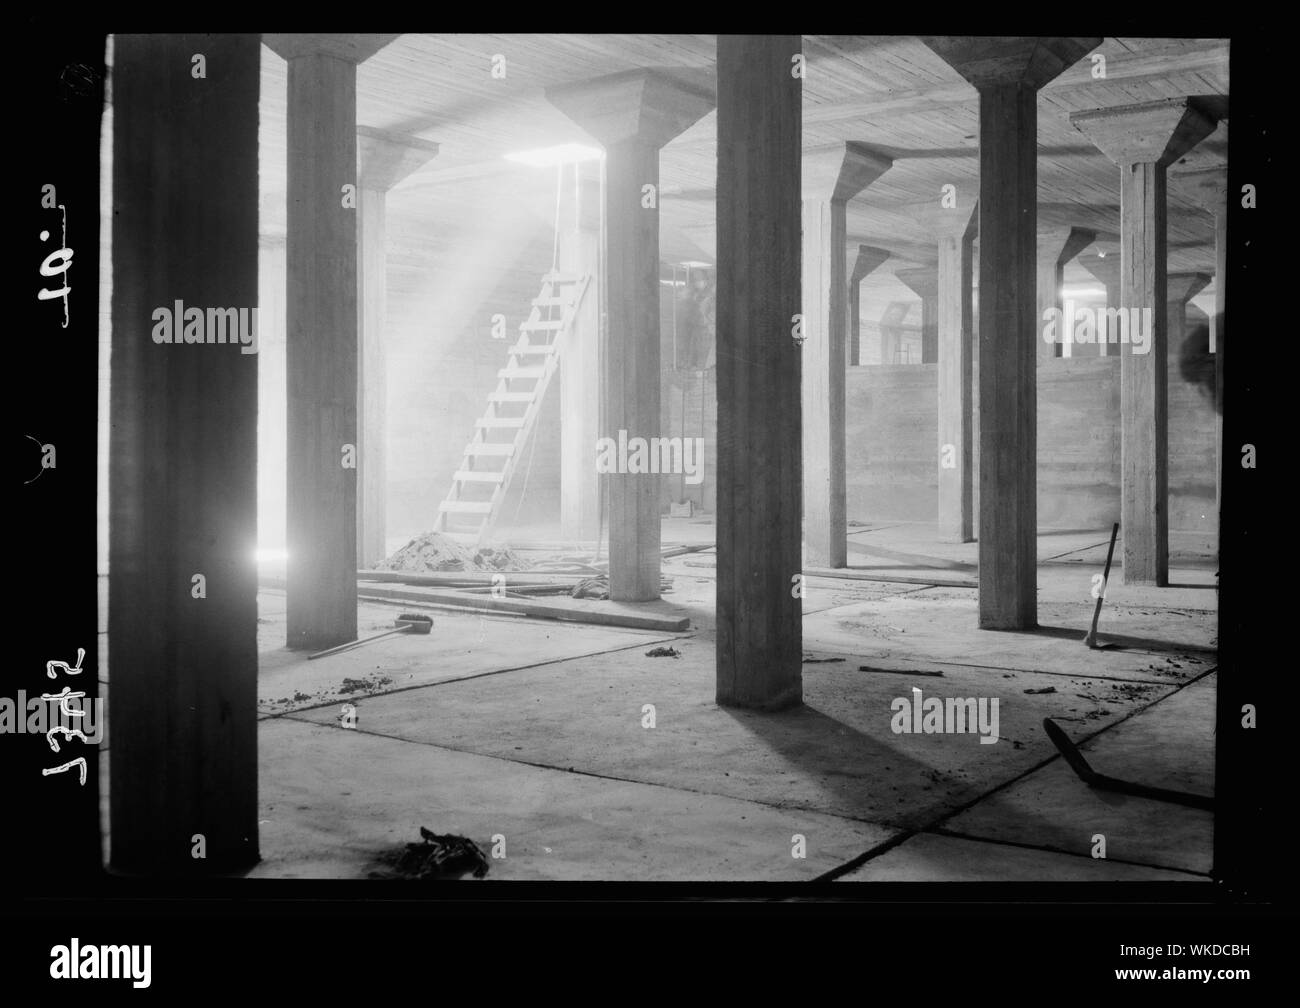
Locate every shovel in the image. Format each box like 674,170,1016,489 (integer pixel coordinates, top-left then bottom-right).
308,613,433,661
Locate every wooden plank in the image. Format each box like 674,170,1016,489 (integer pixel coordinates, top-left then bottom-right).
354,583,691,632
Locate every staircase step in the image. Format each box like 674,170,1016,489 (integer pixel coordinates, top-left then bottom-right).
476,417,526,429
454,470,506,483
511,343,556,355
465,443,516,457
532,296,565,306
439,501,494,515
520,320,564,332
498,367,546,379
543,272,582,284
488,391,536,403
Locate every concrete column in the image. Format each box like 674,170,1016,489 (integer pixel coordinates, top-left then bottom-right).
1078,251,1123,357
109,34,260,872
895,267,939,363
1171,164,1227,520
1037,226,1096,360
1071,98,1218,586
802,143,892,569
558,166,604,542
355,126,440,569
922,36,1102,629
848,245,889,366
931,201,979,542
1167,272,1212,357
715,34,803,710
547,70,714,601
265,34,397,649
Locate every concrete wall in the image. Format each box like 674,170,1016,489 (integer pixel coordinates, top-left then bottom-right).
846,328,1218,534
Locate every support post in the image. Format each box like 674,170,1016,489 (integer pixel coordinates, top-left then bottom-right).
109,33,261,872
922,36,1103,628
715,34,803,709
547,70,715,601
802,143,892,569
1071,97,1219,585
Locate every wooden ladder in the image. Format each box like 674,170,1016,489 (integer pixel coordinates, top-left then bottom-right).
433,271,592,543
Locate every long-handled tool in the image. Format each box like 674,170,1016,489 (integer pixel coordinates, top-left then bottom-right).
1084,521,1120,649
1043,718,1215,811
308,613,433,661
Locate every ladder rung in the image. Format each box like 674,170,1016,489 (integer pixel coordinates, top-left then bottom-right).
454,470,506,483
543,272,581,283
512,344,556,355
532,296,564,306
521,320,564,331
498,367,546,379
465,443,515,457
476,417,526,429
488,392,535,403
439,501,494,515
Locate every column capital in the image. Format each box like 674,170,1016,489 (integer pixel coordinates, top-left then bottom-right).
1171,164,1228,214
1038,225,1096,268
1167,271,1212,306
263,33,399,63
850,245,890,285
895,266,938,301
911,199,979,240
920,37,1103,90
357,126,440,192
1078,251,1120,288
1070,97,1219,167
802,142,892,202
545,68,715,149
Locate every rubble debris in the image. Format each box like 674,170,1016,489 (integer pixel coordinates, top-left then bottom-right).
858,666,944,677
1023,686,1057,695
802,655,846,663
646,646,681,658
378,531,528,574
338,674,394,695
370,827,490,880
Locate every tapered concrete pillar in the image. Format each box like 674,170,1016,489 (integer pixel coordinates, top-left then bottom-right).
922,36,1102,628
848,245,889,366
1037,226,1096,360
355,126,440,569
1078,251,1123,357
1071,98,1218,586
547,70,714,601
895,267,939,363
265,34,398,649
109,34,260,872
929,201,979,542
1167,272,1211,353
1172,164,1227,518
802,143,892,569
559,166,604,542
715,34,803,710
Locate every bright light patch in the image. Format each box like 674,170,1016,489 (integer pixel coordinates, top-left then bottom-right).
503,143,604,167
1062,286,1107,299
255,548,289,566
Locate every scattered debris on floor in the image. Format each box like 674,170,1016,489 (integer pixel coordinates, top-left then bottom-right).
1023,686,1057,695
378,531,528,573
370,827,491,880
802,655,846,663
645,646,682,658
339,674,394,695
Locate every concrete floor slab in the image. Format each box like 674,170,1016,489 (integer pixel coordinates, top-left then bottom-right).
290,635,1180,831
943,675,1215,874
256,593,679,716
254,718,894,880
802,594,1214,683
836,831,1205,882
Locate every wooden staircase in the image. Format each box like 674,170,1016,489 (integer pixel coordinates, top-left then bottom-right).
433,271,592,543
